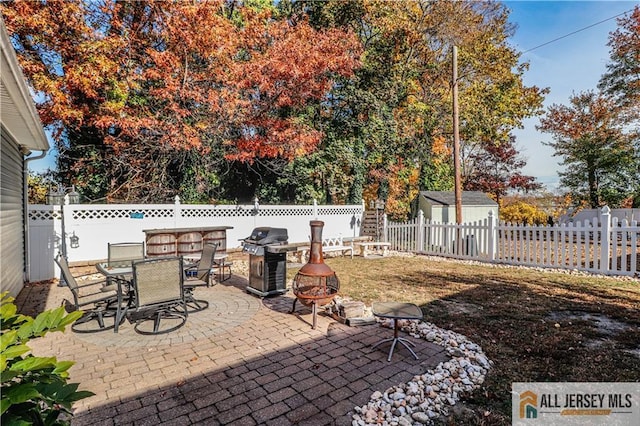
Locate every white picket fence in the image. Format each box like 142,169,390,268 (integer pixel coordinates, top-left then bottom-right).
385,207,639,277
28,197,364,282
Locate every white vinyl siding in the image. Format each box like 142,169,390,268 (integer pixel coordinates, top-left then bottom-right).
1,128,25,297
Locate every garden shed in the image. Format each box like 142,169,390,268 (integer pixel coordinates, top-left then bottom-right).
1,18,50,297
416,191,498,223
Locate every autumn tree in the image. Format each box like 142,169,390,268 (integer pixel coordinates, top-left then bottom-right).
464,136,541,205
3,0,545,208
537,91,637,208
499,201,547,225
27,171,55,204
291,0,546,217
421,135,454,192
2,0,360,202
598,6,640,112
2,1,114,201
502,191,573,221
598,5,640,206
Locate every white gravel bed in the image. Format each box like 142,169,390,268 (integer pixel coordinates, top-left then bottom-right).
352,319,492,426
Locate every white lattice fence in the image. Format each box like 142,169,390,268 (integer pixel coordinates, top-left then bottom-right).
28,199,364,281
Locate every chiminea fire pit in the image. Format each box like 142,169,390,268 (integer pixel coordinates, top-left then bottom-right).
291,220,340,329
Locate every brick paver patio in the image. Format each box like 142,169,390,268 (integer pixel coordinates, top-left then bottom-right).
16,268,448,425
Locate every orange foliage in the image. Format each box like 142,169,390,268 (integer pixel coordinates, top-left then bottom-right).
369,161,420,221
362,183,380,210
385,162,420,221
2,0,361,163
431,135,451,158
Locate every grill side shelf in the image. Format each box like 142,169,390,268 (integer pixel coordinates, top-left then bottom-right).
265,243,302,253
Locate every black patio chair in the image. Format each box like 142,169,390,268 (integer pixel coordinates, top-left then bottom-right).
55,254,119,333
182,243,217,312
128,257,188,335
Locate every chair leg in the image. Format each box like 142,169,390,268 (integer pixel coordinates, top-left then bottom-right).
71,306,116,333
153,311,162,333
186,297,209,312
184,288,209,313
133,305,187,335
96,311,105,329
114,305,128,333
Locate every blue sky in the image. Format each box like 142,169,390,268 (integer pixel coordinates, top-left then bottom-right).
504,0,638,190
29,1,639,187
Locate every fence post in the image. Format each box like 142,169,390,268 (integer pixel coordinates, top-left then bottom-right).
487,210,496,261
313,198,318,219
61,195,72,263
383,213,388,243
174,195,181,227
600,206,611,273
417,210,424,252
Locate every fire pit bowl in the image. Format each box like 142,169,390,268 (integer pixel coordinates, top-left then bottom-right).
291,220,340,329
292,274,339,307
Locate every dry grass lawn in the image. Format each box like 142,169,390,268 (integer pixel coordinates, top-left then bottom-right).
303,254,640,425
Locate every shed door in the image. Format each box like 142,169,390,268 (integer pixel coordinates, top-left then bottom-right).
1,128,25,297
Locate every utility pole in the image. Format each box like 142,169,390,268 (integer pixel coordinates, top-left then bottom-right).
452,45,462,224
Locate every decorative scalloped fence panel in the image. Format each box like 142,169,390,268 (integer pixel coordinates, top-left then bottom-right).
385,209,639,277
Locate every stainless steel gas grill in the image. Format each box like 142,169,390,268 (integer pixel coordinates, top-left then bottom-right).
242,227,289,297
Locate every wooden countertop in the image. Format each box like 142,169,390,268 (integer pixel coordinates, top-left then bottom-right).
143,226,233,234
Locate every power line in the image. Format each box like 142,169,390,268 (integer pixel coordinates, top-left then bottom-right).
522,8,635,53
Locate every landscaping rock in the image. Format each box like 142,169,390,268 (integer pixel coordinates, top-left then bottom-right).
353,319,492,425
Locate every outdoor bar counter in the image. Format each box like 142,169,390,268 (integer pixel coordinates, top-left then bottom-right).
143,226,233,258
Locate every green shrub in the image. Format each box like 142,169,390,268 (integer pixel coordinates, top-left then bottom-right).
1,292,93,425
500,201,548,225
